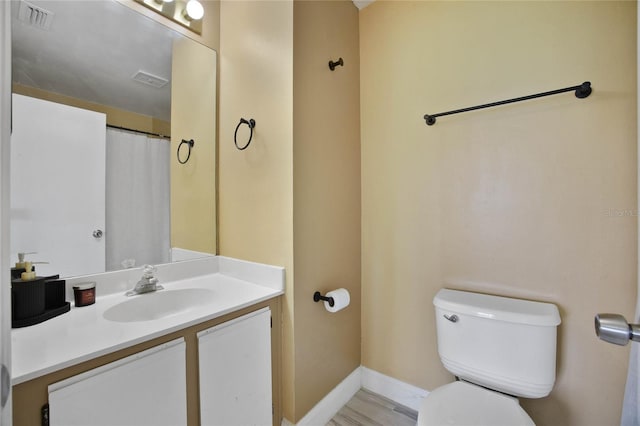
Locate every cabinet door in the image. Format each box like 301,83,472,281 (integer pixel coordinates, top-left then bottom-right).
48,339,186,426
198,308,272,426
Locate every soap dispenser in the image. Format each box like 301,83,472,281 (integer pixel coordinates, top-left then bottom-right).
10,254,71,328
11,252,36,279
11,260,47,321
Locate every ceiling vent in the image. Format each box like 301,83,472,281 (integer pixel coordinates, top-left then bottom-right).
17,0,54,30
132,70,169,89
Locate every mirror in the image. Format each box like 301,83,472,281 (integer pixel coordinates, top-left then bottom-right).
10,0,217,278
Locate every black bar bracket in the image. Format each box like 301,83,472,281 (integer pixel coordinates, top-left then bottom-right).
313,291,335,307
329,58,344,71
424,81,592,126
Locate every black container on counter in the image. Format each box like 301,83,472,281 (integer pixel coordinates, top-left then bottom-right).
45,279,67,309
11,277,46,320
11,275,70,328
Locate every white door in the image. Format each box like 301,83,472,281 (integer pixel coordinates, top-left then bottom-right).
198,308,273,426
10,94,106,277
0,2,12,424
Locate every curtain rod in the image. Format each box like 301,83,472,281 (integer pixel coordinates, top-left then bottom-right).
424,81,592,126
106,124,171,140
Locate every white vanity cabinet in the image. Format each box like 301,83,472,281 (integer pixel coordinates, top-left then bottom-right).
47,339,187,426
13,300,281,426
198,307,272,426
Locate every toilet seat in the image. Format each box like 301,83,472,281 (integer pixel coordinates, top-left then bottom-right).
417,381,535,426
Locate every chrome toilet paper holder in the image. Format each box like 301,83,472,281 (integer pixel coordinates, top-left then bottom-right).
313,291,335,307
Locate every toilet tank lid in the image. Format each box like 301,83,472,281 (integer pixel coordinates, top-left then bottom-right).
434,289,561,326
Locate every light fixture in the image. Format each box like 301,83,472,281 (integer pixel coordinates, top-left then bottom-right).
184,0,204,21
135,0,203,34
145,0,164,12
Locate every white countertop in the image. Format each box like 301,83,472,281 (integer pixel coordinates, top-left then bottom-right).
12,256,284,385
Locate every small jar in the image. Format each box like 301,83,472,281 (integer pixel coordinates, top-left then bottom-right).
73,282,96,307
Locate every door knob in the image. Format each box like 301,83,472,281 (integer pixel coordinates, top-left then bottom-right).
93,229,103,239
595,313,640,346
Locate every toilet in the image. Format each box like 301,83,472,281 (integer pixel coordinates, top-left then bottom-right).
418,289,561,426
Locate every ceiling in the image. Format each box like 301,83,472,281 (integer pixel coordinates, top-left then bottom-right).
12,0,373,122
11,0,181,122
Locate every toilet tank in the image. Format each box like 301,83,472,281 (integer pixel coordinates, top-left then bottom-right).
433,289,561,398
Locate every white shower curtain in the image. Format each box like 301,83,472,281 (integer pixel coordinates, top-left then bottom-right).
105,128,170,271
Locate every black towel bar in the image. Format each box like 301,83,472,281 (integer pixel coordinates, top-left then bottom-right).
424,81,592,126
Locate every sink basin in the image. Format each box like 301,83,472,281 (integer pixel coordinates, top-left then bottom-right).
103,288,215,322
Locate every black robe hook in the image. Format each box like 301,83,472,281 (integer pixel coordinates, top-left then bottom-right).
328,58,344,71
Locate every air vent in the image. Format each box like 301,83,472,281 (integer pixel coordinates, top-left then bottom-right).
18,0,54,30
132,71,169,89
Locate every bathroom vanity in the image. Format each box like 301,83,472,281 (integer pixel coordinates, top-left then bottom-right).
11,256,284,426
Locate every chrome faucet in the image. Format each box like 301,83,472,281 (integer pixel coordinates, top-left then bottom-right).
126,265,164,296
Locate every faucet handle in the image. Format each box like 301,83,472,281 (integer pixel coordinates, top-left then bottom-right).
142,264,157,277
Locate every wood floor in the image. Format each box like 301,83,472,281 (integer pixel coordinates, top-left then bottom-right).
327,389,418,426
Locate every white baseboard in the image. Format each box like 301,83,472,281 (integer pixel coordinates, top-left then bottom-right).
281,366,429,425
282,366,362,426
281,418,294,426
361,366,429,412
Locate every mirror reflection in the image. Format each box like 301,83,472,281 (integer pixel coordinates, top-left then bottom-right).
10,0,217,278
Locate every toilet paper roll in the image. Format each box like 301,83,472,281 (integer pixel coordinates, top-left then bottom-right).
324,288,350,313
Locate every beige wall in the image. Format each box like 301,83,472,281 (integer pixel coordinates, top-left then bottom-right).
218,0,294,422
219,1,360,422
360,2,637,426
293,0,361,420
170,38,217,254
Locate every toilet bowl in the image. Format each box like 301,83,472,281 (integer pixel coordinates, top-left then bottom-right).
417,381,534,426
418,289,561,426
